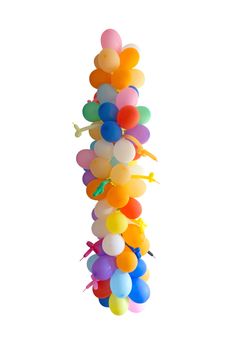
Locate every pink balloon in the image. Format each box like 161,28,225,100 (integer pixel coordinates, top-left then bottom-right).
76,149,95,169
101,29,122,53
128,299,145,313
116,87,139,109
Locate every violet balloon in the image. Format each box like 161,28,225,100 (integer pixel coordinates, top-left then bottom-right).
82,170,96,186
92,255,117,280
91,209,98,221
125,124,150,144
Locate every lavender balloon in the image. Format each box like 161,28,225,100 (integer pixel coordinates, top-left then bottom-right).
91,209,98,221
125,124,150,144
92,255,116,280
82,170,96,186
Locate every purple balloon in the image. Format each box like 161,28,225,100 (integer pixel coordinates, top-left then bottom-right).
82,170,96,186
92,255,116,280
125,124,150,144
91,209,98,221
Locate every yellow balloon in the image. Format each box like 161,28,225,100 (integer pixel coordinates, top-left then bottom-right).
140,269,150,281
129,69,145,87
98,48,120,73
123,179,146,197
106,211,128,234
109,294,129,316
90,157,112,179
110,164,131,186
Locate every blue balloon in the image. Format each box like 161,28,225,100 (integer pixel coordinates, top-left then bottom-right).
98,102,118,122
101,121,122,142
130,259,147,278
110,269,132,298
86,254,98,272
90,141,96,150
129,278,150,304
129,85,139,95
99,297,109,308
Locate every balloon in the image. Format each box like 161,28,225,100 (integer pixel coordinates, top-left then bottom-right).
89,69,111,88
110,164,131,186
101,29,122,53
130,259,146,278
76,149,95,169
87,254,98,272
82,102,100,122
98,48,120,73
90,157,112,178
110,156,119,167
101,121,122,142
128,299,145,313
109,294,128,316
129,278,150,303
129,163,145,175
88,123,102,141
115,87,138,109
86,179,112,200
94,200,114,218
91,209,98,221
99,297,109,308
106,186,129,208
123,179,146,197
102,234,125,256
92,255,116,280
139,238,150,256
120,48,140,69
120,198,142,219
116,249,138,272
129,85,139,95
98,102,118,122
113,139,136,163
122,224,145,248
138,106,151,124
110,269,132,298
117,105,139,129
111,69,131,90
125,124,150,144
140,269,150,281
90,141,96,150
129,69,145,87
94,54,100,69
105,211,128,234
91,218,109,238
93,279,111,298
94,139,113,160
97,84,117,104
123,43,140,52
82,170,96,186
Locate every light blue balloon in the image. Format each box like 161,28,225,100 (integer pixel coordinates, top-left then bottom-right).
110,269,132,298
90,141,96,150
87,254,98,272
110,156,119,166
97,84,117,104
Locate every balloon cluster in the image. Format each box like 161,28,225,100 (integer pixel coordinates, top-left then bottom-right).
75,29,157,316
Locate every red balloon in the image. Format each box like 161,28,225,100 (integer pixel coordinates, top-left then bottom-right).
120,197,142,219
117,105,139,129
93,279,111,298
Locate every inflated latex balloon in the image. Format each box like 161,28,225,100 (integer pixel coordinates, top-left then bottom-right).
106,186,129,208
89,69,111,88
90,157,112,179
115,87,138,109
130,69,145,87
94,54,100,69
91,218,109,238
122,224,145,248
117,105,140,129
99,297,109,308
98,48,120,73
101,121,122,142
110,269,132,298
129,278,150,304
139,238,150,256
123,179,146,197
94,199,114,218
92,209,98,220
125,124,150,144
130,259,147,278
109,294,128,316
101,29,122,53
93,279,111,298
129,163,145,175
140,269,150,281
82,170,96,186
97,84,117,104
120,48,140,69
102,234,125,256
86,179,112,200
138,106,151,124
110,164,131,186
76,149,95,169
120,197,142,219
89,123,102,140
113,139,136,163
98,102,118,122
94,139,113,160
87,254,99,272
128,299,145,313
105,211,128,234
82,102,100,122
116,249,138,273
111,69,131,90
92,255,116,280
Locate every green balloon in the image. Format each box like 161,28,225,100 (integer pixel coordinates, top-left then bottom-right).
137,106,151,124
82,102,100,122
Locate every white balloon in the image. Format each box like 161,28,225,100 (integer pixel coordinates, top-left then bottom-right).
113,139,136,163
129,163,145,175
94,139,114,160
102,234,125,256
123,44,140,53
91,218,109,238
94,200,114,218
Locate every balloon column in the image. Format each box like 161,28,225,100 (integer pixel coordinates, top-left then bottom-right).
75,29,157,315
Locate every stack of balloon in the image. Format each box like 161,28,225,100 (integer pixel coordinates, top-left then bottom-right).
75,29,157,316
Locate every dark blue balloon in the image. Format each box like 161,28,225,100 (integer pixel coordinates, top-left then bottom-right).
101,121,122,142
99,297,109,308
130,259,147,278
98,102,119,122
129,85,139,95
129,278,150,304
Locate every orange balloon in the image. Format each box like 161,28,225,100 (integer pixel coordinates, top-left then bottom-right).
120,48,140,69
116,249,138,272
89,123,102,140
89,69,111,88
90,157,112,179
139,238,150,256
120,197,142,219
122,224,145,248
123,179,146,197
106,186,129,208
86,179,112,200
111,69,131,90
140,269,150,281
94,55,101,69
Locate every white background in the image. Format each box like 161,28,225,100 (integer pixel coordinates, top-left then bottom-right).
0,0,233,349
